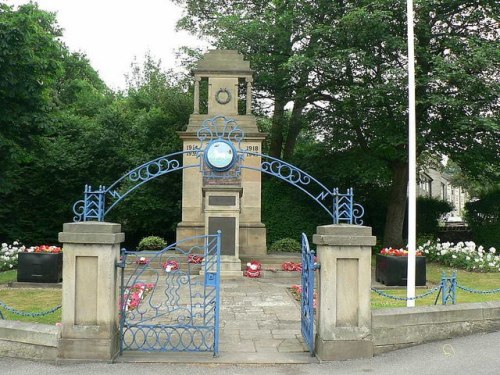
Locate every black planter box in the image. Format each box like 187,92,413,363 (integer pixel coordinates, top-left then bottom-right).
17,252,63,283
375,254,426,286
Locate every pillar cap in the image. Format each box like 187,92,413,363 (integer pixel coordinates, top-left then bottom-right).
59,222,124,244
62,222,121,234
313,224,376,246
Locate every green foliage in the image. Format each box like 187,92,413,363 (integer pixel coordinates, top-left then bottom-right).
137,236,167,251
176,0,499,249
269,238,301,253
262,179,330,248
0,4,192,246
464,189,500,249
416,197,453,236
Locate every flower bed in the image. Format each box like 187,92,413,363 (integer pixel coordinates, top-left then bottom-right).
0,242,25,271
419,240,499,272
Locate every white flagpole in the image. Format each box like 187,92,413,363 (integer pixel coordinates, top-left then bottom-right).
407,0,417,307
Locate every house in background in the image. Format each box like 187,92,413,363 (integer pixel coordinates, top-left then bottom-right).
418,168,469,218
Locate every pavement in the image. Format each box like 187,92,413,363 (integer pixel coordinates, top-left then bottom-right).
1,331,499,374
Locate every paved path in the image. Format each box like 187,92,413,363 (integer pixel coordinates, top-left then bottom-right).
120,274,314,364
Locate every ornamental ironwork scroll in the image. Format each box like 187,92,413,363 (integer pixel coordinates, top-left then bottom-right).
72,115,365,224
239,151,365,224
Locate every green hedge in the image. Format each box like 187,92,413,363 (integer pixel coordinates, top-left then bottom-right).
465,189,500,249
416,196,453,236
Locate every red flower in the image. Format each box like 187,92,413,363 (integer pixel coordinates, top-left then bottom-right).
380,247,423,256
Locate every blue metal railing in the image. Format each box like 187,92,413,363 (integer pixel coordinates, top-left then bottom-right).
372,272,500,305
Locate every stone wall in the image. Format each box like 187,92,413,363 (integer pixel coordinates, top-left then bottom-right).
0,320,60,361
372,301,500,354
1,301,499,361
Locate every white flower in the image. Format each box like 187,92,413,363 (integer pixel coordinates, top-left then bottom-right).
452,255,457,259
466,256,471,261
489,247,496,254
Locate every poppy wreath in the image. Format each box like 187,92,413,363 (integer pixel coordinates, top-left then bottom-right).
162,260,179,272
282,261,302,271
244,260,262,278
135,256,149,265
188,254,204,264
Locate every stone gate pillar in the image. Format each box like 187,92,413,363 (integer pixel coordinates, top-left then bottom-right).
313,224,376,361
58,222,124,361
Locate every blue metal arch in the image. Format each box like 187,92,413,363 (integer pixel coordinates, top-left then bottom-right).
239,151,364,224
72,150,202,222
72,115,364,224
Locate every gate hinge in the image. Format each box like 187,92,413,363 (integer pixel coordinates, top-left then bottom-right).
116,257,125,269
314,262,320,271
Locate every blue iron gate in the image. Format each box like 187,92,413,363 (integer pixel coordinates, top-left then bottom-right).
301,233,319,356
117,233,221,355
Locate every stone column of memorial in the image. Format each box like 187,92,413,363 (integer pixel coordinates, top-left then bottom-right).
176,50,267,275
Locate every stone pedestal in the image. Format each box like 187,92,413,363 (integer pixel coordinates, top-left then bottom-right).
312,224,376,361
204,186,243,277
57,222,124,362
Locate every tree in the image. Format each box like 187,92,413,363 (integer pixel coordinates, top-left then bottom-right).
174,0,320,159
175,0,499,247
0,2,64,193
310,0,499,246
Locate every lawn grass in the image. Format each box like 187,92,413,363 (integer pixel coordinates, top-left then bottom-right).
0,270,16,284
371,261,500,309
0,287,62,324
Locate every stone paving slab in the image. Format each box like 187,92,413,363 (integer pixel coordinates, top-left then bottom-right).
118,275,315,364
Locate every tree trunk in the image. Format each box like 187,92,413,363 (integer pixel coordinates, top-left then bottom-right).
383,162,409,248
268,96,286,158
282,97,306,160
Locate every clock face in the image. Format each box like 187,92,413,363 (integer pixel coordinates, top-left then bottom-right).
205,140,236,171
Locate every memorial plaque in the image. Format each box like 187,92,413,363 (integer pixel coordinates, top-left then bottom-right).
209,217,236,256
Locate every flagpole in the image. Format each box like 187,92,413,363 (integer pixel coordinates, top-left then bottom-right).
407,0,417,307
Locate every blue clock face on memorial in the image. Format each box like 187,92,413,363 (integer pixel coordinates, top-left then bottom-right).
205,140,237,171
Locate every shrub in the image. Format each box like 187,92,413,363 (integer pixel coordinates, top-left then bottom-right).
269,238,301,253
137,236,167,251
464,189,500,249
416,197,453,236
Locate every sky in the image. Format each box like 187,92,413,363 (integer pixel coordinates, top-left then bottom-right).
7,0,210,90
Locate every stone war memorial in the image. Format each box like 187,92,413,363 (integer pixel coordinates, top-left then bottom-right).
2,50,499,366
177,50,267,277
